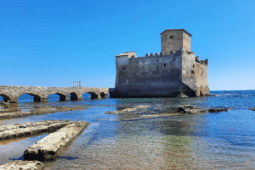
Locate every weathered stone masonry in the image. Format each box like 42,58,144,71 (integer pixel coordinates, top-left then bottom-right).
0,86,109,103
111,29,209,98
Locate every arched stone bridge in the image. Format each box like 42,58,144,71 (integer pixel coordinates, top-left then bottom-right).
0,86,109,103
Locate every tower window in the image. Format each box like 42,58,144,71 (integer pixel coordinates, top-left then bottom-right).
169,36,173,39
123,67,126,70
164,63,166,67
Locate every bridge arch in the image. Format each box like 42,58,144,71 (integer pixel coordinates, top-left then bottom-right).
0,94,11,102
82,92,99,99
48,93,67,102
18,93,41,102
100,92,108,99
69,92,78,101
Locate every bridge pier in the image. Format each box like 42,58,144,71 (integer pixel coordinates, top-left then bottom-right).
9,97,18,103
77,94,83,101
41,98,48,102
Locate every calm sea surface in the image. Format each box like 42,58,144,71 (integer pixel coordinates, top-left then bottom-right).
1,91,255,169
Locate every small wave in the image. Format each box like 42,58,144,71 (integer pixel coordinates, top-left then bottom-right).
214,93,249,98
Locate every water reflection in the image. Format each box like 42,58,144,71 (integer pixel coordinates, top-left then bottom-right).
0,134,48,165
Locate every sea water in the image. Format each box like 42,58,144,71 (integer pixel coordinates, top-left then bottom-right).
0,91,255,169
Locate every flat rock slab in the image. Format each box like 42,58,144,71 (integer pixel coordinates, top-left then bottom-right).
24,121,89,161
0,111,32,119
106,105,150,114
0,120,72,141
0,161,44,170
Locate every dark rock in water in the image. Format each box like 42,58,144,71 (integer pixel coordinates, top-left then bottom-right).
208,108,229,113
178,105,229,114
248,108,255,111
178,105,207,114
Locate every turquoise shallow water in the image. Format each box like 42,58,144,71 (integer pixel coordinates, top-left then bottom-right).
0,91,255,169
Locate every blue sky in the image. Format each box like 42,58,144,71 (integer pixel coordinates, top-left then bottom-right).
0,0,255,90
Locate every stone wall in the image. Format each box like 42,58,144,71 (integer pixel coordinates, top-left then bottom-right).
113,49,210,98
194,58,210,96
0,86,109,103
181,51,209,96
115,51,183,97
181,51,197,97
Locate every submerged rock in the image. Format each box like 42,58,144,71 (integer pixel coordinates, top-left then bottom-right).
248,108,255,111
0,161,44,170
208,108,229,113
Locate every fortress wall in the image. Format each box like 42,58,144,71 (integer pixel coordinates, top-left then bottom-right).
194,60,210,96
181,52,209,96
181,51,197,96
115,52,183,97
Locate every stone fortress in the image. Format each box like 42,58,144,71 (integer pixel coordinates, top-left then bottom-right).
111,29,210,98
